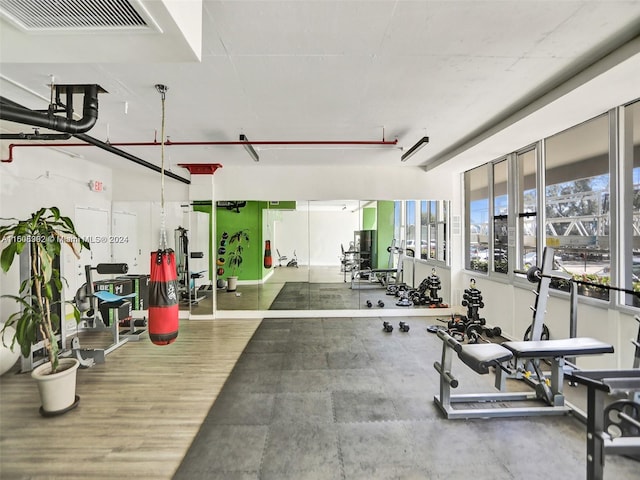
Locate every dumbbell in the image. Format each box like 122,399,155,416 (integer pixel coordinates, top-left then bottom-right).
382,321,393,333
483,326,502,338
365,300,373,308
399,321,410,332
466,324,483,343
377,300,385,308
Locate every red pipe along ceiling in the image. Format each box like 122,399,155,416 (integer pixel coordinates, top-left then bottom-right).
1,138,399,163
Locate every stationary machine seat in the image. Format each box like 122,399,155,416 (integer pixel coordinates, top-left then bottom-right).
93,290,137,304
457,342,513,375
502,337,614,358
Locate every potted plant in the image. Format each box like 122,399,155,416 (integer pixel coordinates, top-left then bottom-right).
226,229,250,292
0,207,89,415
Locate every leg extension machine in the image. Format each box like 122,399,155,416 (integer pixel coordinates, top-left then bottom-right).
433,329,613,419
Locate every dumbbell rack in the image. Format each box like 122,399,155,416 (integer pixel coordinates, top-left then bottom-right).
425,269,444,306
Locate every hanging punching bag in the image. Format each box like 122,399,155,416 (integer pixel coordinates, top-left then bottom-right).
264,240,272,269
148,249,179,345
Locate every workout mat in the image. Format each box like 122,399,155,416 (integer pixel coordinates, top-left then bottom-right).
173,317,640,480
268,282,360,310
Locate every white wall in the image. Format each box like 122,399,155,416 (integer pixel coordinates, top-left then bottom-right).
111,201,190,276
266,208,365,267
208,165,454,201
272,210,310,266
309,210,361,266
112,172,189,203
0,148,113,320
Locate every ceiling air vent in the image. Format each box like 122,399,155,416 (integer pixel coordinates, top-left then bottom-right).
0,0,160,33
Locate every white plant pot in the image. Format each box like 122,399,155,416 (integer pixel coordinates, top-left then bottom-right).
31,357,80,416
227,276,238,292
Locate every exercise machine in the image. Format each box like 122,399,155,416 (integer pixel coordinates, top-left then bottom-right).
175,226,206,305
287,250,299,268
566,369,640,480
562,315,640,479
276,249,298,268
340,242,359,281
434,329,613,419
352,240,410,290
433,247,616,419
73,263,139,364
276,249,287,267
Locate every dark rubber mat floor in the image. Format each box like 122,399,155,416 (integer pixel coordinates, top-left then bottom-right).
173,317,639,479
269,282,361,310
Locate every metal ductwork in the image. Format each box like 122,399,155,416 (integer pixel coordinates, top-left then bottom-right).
0,84,104,134
1,94,190,185
0,132,71,140
74,133,190,185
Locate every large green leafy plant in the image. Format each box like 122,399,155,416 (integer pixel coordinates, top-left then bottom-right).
0,208,89,373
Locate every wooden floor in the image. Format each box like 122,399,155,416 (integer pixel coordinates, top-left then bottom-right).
0,319,261,480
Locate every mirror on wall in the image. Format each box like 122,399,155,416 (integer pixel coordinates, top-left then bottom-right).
210,199,451,312
109,198,217,318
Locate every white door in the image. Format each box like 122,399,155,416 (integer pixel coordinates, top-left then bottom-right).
70,207,110,296
112,211,138,273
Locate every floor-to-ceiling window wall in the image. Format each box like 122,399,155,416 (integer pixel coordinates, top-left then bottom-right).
463,99,639,310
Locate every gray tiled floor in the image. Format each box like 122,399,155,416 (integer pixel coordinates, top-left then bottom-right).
173,317,639,479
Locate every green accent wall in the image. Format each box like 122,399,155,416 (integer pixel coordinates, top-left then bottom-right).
262,201,296,210
216,202,262,281
362,207,376,230
376,201,395,268
193,201,298,283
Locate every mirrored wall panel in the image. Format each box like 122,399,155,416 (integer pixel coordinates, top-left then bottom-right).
207,200,451,312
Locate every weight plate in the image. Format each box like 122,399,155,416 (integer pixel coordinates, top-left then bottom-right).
604,400,640,438
524,324,550,341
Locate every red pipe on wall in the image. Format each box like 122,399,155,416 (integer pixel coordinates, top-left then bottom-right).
1,138,398,163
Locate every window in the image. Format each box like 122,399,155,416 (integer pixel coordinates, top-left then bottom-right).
465,165,490,272
394,201,402,244
437,201,448,263
626,100,640,307
429,201,438,261
420,201,429,260
517,147,538,270
420,200,448,263
464,99,639,311
406,200,416,253
545,114,610,299
493,159,509,273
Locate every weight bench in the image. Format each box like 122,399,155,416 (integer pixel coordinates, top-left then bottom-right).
433,329,614,419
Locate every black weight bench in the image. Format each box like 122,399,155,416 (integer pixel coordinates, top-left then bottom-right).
434,329,614,419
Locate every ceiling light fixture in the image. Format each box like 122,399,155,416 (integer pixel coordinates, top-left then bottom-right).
401,136,429,162
239,133,259,162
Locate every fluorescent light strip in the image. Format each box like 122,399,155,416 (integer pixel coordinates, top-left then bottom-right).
239,133,259,162
401,136,429,162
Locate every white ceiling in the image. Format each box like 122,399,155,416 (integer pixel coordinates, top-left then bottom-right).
1,0,640,181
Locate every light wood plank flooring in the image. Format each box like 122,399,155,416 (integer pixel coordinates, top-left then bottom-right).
0,319,260,480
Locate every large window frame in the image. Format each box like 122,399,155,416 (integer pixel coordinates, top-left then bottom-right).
492,158,509,274
405,200,450,266
463,99,640,312
465,165,490,273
